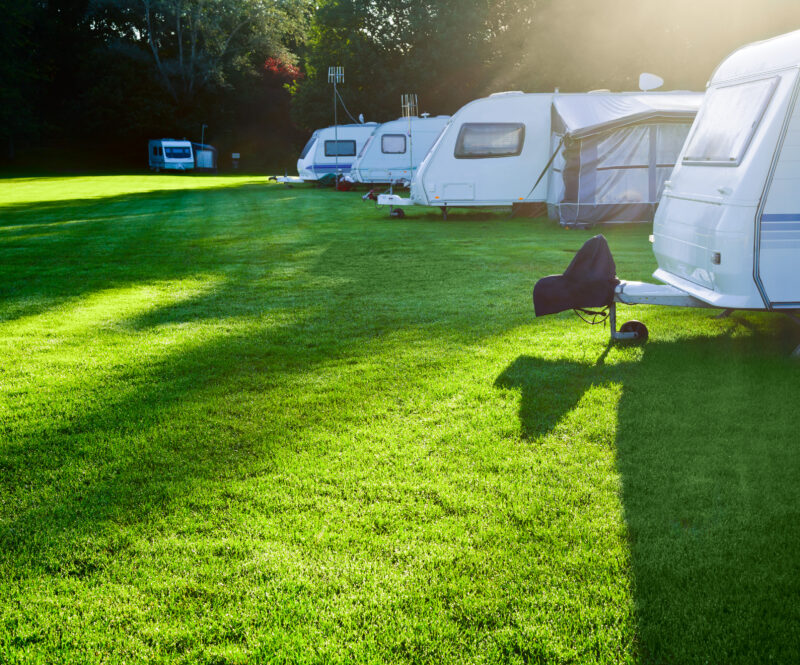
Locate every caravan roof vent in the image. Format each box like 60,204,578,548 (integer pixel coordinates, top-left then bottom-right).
489,91,525,97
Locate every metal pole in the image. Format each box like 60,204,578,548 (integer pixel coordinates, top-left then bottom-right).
333,80,338,174
408,112,413,180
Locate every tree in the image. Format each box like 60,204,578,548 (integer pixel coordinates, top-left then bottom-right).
289,0,537,130
0,1,39,159
88,0,310,107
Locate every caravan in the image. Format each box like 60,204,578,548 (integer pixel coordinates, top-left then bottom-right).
380,92,556,211
291,123,379,182
148,139,194,172
349,115,450,184
533,29,800,351
379,90,702,224
546,92,702,227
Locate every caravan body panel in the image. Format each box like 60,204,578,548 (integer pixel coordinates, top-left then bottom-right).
411,93,555,206
350,116,450,184
296,123,379,181
653,30,800,309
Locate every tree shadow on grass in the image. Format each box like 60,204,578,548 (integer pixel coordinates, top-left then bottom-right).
0,185,563,577
496,321,800,663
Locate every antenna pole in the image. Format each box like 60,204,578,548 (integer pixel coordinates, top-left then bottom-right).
329,66,344,176
334,79,338,173
401,94,418,182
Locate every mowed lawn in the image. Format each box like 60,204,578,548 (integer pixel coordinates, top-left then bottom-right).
1,175,799,664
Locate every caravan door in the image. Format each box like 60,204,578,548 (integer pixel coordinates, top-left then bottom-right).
758,74,800,308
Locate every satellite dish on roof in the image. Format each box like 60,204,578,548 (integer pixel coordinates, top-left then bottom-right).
639,72,664,91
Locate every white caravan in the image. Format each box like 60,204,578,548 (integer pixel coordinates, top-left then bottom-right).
349,115,450,184
148,139,194,172
546,92,702,227
534,29,800,352
380,92,556,211
288,123,379,182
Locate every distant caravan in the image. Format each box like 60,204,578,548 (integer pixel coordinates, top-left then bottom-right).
148,139,194,172
378,90,702,226
380,92,556,214
533,29,800,352
349,115,450,185
278,123,379,183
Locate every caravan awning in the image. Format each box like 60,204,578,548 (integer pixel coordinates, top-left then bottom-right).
552,92,704,139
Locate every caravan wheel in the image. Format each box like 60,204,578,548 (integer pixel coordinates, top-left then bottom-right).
390,208,405,219
620,320,649,342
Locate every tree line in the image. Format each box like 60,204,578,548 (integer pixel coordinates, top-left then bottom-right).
3,0,800,171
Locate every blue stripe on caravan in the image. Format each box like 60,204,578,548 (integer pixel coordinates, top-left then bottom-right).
312,164,352,170
763,222,800,232
761,213,800,222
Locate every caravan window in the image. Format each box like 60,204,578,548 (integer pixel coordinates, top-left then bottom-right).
299,135,317,159
381,134,406,154
454,123,525,158
324,140,356,157
683,78,777,165
164,146,191,158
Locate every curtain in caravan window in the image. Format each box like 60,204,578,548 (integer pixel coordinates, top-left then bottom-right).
683,78,777,164
381,134,406,153
454,123,525,158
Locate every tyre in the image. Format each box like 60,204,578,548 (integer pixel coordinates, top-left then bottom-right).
390,208,405,218
620,320,649,342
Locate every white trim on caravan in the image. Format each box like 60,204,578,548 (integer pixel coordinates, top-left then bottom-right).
148,139,194,172
283,123,379,182
534,29,800,351
350,115,450,184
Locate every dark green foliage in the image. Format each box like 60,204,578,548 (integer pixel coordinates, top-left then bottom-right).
290,0,537,129
1,0,311,170
290,0,800,129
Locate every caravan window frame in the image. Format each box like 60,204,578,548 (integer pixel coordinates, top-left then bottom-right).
164,146,192,159
454,122,526,159
324,140,357,157
381,134,407,154
682,77,778,166
299,134,318,159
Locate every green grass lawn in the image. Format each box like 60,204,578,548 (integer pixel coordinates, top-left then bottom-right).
1,175,799,664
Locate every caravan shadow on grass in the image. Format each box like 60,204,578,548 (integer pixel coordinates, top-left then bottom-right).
497,325,800,664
